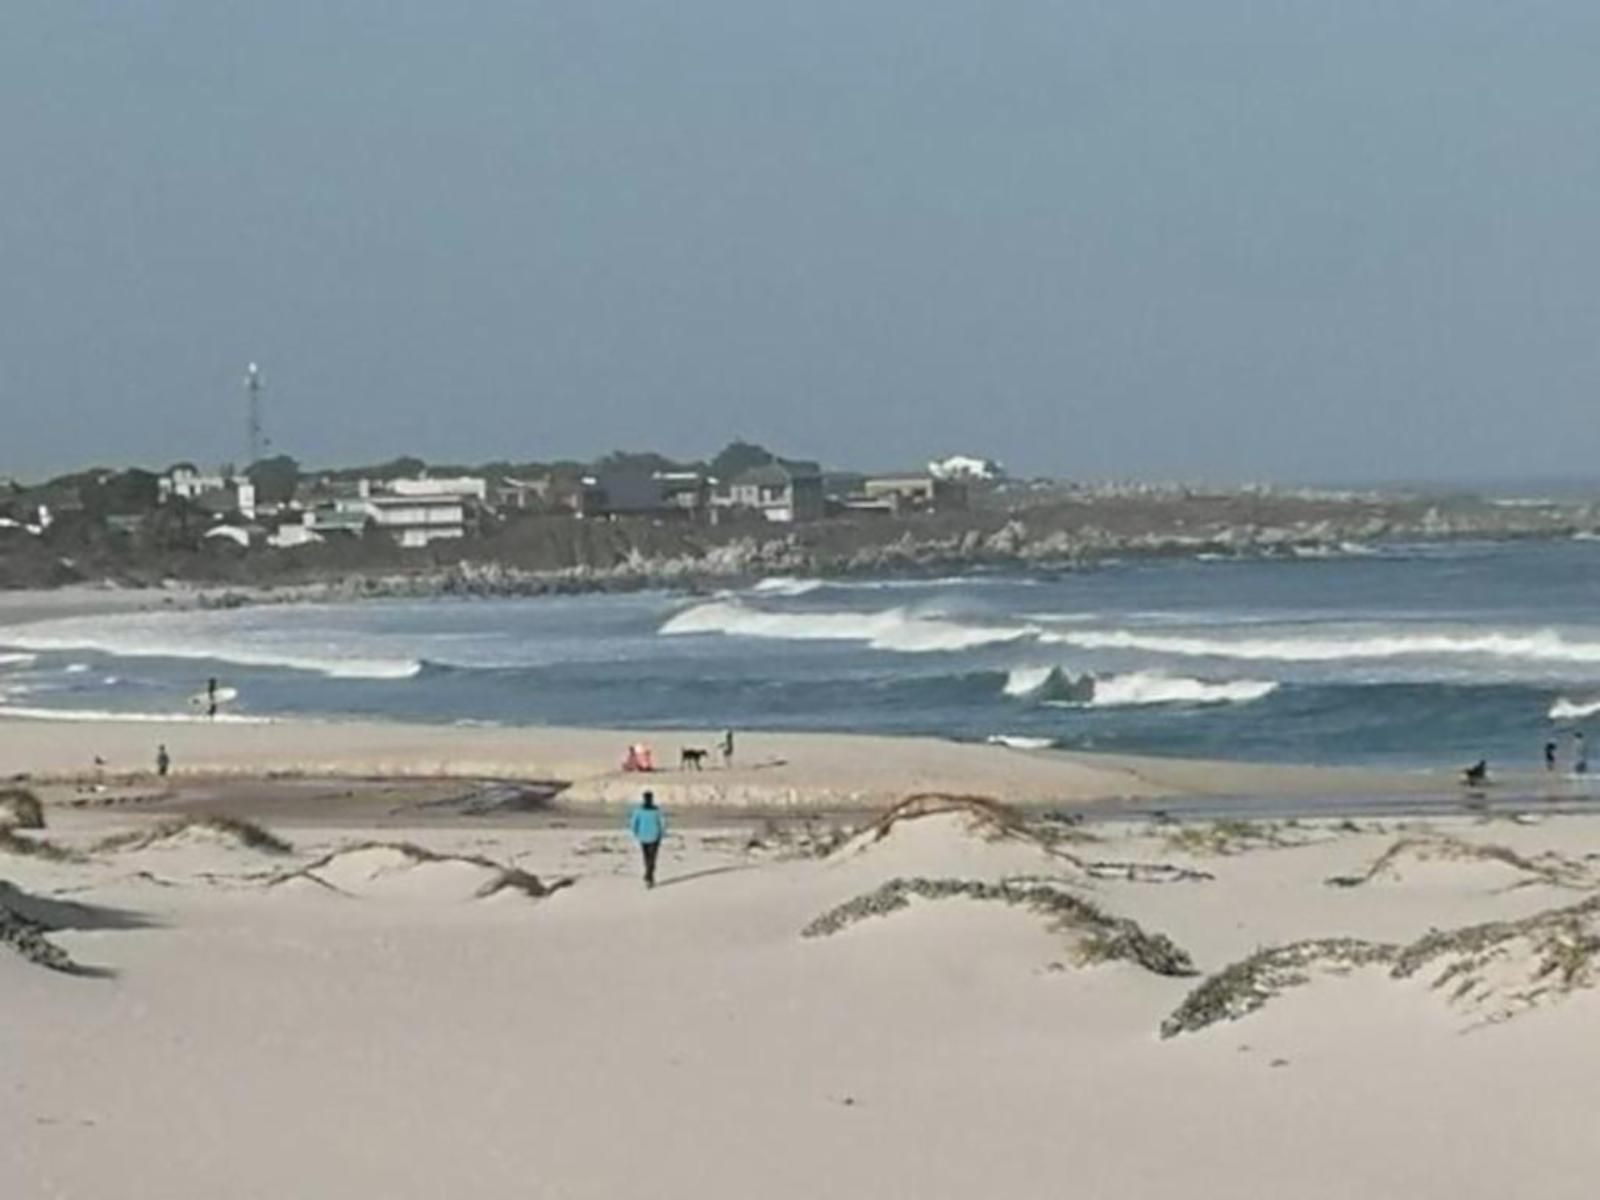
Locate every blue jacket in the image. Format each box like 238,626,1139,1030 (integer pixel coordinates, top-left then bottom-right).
629,805,665,844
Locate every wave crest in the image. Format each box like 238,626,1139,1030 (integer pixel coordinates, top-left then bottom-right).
661,600,1036,653
1550,697,1600,721
1046,627,1600,666
749,576,824,597
0,630,421,680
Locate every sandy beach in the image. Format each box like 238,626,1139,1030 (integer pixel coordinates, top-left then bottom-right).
1,708,1468,811
5,778,1600,1200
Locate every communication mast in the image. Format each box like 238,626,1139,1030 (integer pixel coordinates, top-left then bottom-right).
245,362,265,466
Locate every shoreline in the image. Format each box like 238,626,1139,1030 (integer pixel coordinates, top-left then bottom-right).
1,713,1464,812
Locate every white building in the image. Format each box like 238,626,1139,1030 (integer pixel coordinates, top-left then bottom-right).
159,466,257,520
366,494,468,548
928,455,1004,483
387,476,488,502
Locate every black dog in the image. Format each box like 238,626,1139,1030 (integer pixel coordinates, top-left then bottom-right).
680,747,708,771
1462,759,1488,787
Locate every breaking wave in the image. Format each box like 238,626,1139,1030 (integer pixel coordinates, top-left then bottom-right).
0,704,274,724
661,600,1036,653
0,629,422,680
1045,627,1600,666
1002,664,1275,707
1077,672,1278,707
1550,697,1600,721
985,734,1055,750
1001,665,1092,702
0,652,37,668
749,576,824,597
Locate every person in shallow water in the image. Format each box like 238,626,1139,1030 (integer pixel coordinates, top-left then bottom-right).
1546,739,1559,771
629,790,665,888
1575,732,1588,775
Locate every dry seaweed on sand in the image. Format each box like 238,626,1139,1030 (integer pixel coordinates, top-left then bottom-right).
849,793,1031,847
802,875,1197,978
274,840,574,900
0,826,85,863
1324,834,1595,890
96,815,294,856
0,787,46,830
1161,819,1309,858
845,794,1210,883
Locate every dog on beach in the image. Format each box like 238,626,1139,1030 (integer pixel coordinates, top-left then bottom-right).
680,747,708,771
1462,759,1489,787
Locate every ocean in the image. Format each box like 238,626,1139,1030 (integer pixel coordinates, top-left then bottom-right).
4,537,1600,770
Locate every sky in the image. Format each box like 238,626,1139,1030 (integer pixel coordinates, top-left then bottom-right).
3,1,1599,483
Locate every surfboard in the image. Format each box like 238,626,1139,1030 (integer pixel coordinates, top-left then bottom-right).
189,686,239,709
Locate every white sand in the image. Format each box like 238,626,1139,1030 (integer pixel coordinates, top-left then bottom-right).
5,795,1600,1199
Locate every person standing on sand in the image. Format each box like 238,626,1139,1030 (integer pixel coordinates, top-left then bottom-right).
629,790,665,888
721,729,735,768
156,744,170,777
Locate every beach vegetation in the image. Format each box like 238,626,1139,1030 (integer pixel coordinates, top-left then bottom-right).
802,875,1197,978
0,787,45,830
96,815,294,856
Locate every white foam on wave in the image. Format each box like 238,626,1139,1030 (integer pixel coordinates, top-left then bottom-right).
1550,697,1600,721
1003,664,1272,707
0,704,274,724
750,576,825,597
661,600,1036,653
985,734,1055,750
1003,665,1058,697
0,626,422,680
1084,672,1276,707
0,652,37,668
1045,626,1600,666
1030,672,1280,710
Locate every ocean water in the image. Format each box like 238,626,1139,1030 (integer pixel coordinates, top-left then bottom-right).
4,538,1600,769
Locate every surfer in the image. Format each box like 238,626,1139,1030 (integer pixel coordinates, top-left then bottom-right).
206,677,219,720
1575,732,1588,775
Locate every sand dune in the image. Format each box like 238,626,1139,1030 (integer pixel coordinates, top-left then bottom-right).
6,789,1600,1198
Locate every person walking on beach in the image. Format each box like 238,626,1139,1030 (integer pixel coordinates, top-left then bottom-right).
629,790,665,888
206,677,219,720
720,728,735,769
1545,739,1559,771
156,744,170,777
1575,731,1588,775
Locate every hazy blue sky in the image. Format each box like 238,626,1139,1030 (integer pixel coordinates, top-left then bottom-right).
4,2,1598,482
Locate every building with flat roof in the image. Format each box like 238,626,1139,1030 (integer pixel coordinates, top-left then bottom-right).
716,461,824,523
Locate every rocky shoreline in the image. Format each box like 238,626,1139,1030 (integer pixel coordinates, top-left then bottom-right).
195,495,1600,606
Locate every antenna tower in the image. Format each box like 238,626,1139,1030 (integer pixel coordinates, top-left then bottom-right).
245,362,265,466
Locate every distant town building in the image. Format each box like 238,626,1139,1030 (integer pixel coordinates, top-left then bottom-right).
158,465,257,520
928,454,1004,483
860,475,968,515
494,475,557,511
387,476,488,502
716,462,825,523
577,470,711,520
366,493,469,548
